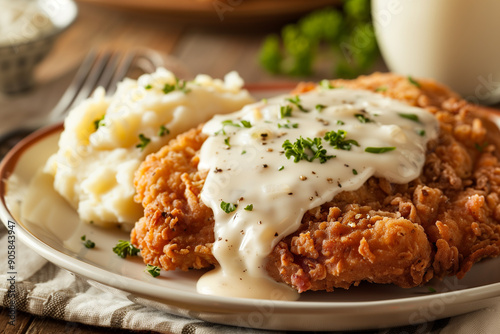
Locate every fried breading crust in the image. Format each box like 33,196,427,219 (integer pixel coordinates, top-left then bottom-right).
132,73,500,292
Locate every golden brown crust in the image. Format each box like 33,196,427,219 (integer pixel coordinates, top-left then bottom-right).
131,125,216,271
131,72,500,292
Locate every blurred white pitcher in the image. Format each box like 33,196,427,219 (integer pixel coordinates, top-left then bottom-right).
372,0,500,104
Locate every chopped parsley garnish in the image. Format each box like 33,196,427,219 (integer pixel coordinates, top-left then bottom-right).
417,129,426,137
337,120,345,125
224,137,231,147
375,86,387,92
81,235,95,249
93,115,105,130
244,204,253,211
352,169,358,175
278,165,284,171
408,76,421,88
221,201,237,213
355,113,372,123
315,104,326,112
136,134,151,151
398,113,420,123
286,95,308,112
145,264,161,277
280,105,293,118
113,240,140,258
282,136,334,164
365,146,396,154
427,287,437,293
162,83,175,94
162,77,190,94
475,142,488,152
144,84,152,90
158,125,170,137
241,150,247,155
278,120,299,129
215,119,252,135
320,79,334,89
324,129,360,151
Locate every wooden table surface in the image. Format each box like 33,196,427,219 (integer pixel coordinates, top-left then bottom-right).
0,2,382,333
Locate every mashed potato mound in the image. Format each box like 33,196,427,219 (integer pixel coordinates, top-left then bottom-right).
44,68,254,227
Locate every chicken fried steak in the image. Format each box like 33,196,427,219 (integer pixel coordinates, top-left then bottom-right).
131,73,500,294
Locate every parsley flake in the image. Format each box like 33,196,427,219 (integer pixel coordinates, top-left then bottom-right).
398,113,420,123
162,83,175,94
408,76,421,88
286,95,308,112
278,120,299,129
224,137,231,147
136,134,151,151
475,142,488,152
337,120,345,125
315,104,326,112
355,113,372,123
81,235,95,249
244,204,253,211
93,115,105,130
417,129,426,137
375,86,388,92
113,240,140,258
158,125,170,137
215,119,252,135
145,264,161,277
352,169,358,175
324,129,360,151
162,77,190,94
278,165,284,171
144,84,153,90
365,147,396,154
282,136,334,164
320,79,334,89
280,105,293,118
221,201,237,213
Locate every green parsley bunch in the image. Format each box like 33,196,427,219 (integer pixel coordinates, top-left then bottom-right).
258,0,378,78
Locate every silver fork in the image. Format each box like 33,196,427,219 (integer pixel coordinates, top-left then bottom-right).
0,49,161,158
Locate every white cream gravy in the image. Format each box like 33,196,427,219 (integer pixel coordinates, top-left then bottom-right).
197,88,439,300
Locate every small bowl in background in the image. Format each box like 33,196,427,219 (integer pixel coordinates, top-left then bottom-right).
0,0,78,94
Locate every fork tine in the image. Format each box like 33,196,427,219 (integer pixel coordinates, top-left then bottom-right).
94,51,121,92
106,50,135,96
65,50,112,112
46,49,99,122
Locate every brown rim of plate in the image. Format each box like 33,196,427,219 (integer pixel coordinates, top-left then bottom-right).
0,123,63,200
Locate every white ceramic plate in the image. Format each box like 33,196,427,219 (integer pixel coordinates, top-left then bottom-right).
2,89,500,331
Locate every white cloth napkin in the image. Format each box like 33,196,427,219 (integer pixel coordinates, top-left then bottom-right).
1,225,499,334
